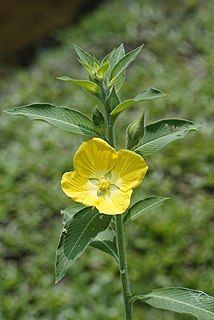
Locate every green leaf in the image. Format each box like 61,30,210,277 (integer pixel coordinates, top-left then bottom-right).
124,197,169,224
137,287,214,320
78,60,94,74
90,227,118,261
5,103,98,136
111,88,166,116
97,62,110,79
101,47,116,66
57,76,100,97
113,71,126,92
74,44,95,67
61,201,85,225
55,208,111,283
110,44,143,86
106,87,120,112
108,44,125,73
135,119,200,157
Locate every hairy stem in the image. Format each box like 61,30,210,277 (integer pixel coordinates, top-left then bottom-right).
101,84,133,319
115,215,133,320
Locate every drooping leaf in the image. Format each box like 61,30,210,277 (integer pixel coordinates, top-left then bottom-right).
111,88,166,116
106,87,120,112
57,76,100,97
74,44,95,67
109,44,143,87
5,103,99,136
90,227,118,261
137,287,214,320
135,119,200,157
55,208,111,283
124,197,169,224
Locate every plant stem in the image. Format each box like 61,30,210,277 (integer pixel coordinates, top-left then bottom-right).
102,85,133,319
108,121,132,318
107,113,116,146
115,215,133,320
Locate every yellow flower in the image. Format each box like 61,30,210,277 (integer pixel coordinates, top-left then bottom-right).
61,138,148,215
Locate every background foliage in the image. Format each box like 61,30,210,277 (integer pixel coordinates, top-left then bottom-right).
0,0,213,319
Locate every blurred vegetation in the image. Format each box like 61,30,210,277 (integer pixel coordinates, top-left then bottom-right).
0,0,213,319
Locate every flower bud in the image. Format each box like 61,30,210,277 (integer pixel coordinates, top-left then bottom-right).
126,112,145,149
92,107,105,129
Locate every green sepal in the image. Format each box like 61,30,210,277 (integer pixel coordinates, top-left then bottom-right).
5,103,99,137
55,207,111,283
135,118,201,156
136,287,214,319
126,112,145,150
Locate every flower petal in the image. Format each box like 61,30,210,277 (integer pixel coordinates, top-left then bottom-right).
61,171,99,207
111,149,148,191
95,187,133,215
74,138,118,178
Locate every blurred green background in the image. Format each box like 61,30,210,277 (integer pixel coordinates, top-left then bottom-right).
0,0,213,319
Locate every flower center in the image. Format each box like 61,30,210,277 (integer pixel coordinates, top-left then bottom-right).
97,175,111,191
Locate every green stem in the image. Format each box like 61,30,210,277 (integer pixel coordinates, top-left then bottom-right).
107,113,116,147
108,121,132,317
101,84,133,319
115,215,133,320
99,81,115,146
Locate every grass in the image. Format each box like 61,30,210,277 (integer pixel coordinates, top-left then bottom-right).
0,0,213,319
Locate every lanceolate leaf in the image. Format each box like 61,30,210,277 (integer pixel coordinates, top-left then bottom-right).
97,62,109,79
101,48,116,66
124,197,169,224
6,103,98,136
55,208,111,283
57,76,100,96
135,119,200,157
137,287,214,320
78,60,94,74
110,45,143,86
113,71,126,92
111,88,166,116
108,44,125,73
90,227,118,261
74,44,95,67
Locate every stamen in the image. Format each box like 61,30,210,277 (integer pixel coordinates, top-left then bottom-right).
97,176,111,191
